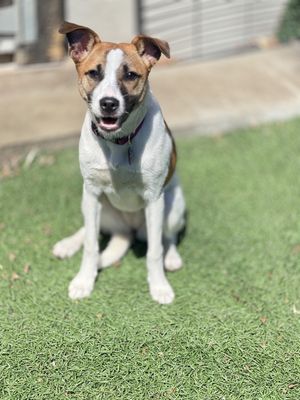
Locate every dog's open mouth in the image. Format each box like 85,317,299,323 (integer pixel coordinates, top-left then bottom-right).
98,117,119,131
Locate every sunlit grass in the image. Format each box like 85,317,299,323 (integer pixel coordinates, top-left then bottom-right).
1,119,300,399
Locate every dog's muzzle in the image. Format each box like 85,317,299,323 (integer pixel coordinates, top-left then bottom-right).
97,96,121,131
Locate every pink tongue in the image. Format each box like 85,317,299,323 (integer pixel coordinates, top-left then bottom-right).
100,118,119,130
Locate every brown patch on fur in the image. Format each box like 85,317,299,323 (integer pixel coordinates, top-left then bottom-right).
75,41,150,106
164,121,177,186
75,42,114,99
60,23,169,108
60,23,170,105
118,43,150,106
59,22,101,63
131,35,170,68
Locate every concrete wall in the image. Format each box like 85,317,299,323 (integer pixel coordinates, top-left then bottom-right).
65,0,137,43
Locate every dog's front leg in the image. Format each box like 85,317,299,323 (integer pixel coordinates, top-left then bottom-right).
145,194,175,304
69,184,102,300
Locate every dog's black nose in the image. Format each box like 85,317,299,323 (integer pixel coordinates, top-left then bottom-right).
100,97,120,113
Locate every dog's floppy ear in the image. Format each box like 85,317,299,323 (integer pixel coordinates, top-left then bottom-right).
59,21,101,63
131,35,170,68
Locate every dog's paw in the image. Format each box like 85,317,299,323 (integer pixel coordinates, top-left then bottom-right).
164,246,183,272
52,237,81,259
68,273,95,300
149,282,175,304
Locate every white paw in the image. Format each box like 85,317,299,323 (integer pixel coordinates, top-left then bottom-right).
68,273,95,300
164,247,183,272
149,281,175,304
52,237,81,259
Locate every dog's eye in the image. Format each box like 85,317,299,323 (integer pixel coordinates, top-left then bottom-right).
87,69,100,80
124,71,140,81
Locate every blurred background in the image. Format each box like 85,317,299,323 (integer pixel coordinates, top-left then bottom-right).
0,0,300,163
0,0,292,63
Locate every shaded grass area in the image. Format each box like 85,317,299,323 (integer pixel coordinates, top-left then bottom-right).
1,119,300,399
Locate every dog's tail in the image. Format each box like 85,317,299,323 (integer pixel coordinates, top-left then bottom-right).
99,233,132,269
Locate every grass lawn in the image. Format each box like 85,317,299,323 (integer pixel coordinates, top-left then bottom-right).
1,119,300,399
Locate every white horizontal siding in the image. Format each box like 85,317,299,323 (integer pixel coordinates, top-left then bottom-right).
140,0,289,61
0,4,17,35
0,4,17,54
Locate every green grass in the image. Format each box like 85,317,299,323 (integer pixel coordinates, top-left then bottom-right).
277,0,300,43
1,119,300,399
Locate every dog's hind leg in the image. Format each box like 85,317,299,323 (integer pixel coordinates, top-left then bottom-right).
163,174,185,272
98,233,132,269
164,235,183,272
52,227,85,259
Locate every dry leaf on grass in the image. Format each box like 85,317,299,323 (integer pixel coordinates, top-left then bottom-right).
288,383,298,390
11,272,20,281
23,264,30,274
1,155,22,178
260,316,267,324
38,155,55,166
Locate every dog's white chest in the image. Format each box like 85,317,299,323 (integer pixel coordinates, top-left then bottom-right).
79,99,171,212
85,158,146,212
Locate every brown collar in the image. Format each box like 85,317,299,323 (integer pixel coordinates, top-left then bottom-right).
91,117,145,145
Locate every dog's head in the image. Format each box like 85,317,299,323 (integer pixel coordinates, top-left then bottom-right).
59,22,170,137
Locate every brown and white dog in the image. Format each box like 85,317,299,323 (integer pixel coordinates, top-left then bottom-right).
53,22,186,304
